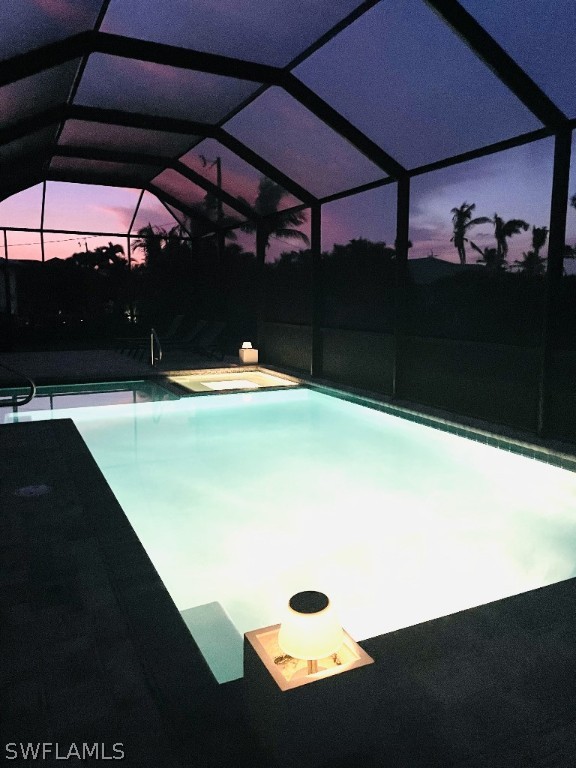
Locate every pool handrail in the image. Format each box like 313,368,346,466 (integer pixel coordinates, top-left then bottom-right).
0,361,36,407
150,327,162,366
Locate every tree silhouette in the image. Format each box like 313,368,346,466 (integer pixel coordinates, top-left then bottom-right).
240,177,309,251
450,202,490,264
491,213,529,261
191,193,238,242
133,224,169,268
68,241,126,271
470,241,503,273
515,225,548,275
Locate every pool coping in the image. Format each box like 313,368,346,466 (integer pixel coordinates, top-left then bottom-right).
162,366,301,397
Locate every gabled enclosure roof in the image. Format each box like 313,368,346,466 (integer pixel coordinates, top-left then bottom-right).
1,0,574,226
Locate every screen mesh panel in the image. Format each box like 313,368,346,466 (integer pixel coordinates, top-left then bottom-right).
5,229,43,261
225,87,386,198
0,0,102,61
295,0,542,169
101,0,368,67
43,181,143,233
460,0,576,118
152,169,244,224
130,190,182,233
0,126,58,164
49,157,158,186
59,120,199,158
0,60,80,130
74,54,261,123
0,183,43,229
180,138,302,212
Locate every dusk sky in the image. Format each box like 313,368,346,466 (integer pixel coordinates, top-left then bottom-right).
1,1,576,266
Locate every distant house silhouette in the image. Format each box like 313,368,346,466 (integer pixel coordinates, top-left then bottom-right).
408,255,484,285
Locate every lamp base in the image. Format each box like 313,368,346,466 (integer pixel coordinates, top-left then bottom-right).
290,663,326,680
245,624,373,691
239,348,258,364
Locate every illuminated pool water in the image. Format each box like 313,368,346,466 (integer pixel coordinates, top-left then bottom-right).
8,388,576,682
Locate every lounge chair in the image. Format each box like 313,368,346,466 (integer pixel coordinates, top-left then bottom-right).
161,318,209,350
190,320,227,360
115,313,186,356
157,313,187,342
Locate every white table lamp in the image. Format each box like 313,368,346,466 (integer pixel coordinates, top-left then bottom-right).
278,591,344,675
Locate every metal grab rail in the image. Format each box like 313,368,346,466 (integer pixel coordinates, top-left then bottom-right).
0,361,36,408
150,327,162,367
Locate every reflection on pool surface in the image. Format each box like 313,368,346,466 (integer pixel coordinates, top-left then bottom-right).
0,379,177,414
8,388,576,682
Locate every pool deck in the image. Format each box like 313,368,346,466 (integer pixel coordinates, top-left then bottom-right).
3,354,576,766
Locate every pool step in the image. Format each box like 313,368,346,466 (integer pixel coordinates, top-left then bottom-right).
180,602,243,684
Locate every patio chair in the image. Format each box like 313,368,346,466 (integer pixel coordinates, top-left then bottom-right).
161,318,209,350
115,313,186,353
157,313,187,342
190,320,227,360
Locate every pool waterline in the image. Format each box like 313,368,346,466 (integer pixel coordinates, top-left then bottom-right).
5,386,576,683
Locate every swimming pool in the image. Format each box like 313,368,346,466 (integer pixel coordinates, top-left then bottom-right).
6,387,576,683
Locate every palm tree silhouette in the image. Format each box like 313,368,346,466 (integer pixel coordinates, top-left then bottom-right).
492,213,529,262
450,202,490,265
133,224,169,267
470,241,502,272
515,225,548,275
241,177,309,251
